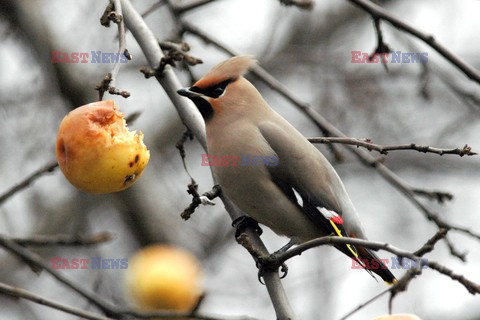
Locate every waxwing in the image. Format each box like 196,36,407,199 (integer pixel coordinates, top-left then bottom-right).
177,56,396,284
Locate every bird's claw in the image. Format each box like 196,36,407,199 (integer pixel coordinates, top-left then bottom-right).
255,254,289,284
279,263,289,279
232,216,263,240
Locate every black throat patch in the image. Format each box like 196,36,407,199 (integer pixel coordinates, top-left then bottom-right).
191,97,214,121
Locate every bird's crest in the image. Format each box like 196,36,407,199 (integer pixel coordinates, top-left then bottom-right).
194,55,257,89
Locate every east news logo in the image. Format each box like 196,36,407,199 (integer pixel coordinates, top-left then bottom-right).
351,51,428,63
51,257,128,269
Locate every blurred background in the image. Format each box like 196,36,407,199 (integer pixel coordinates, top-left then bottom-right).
0,0,479,319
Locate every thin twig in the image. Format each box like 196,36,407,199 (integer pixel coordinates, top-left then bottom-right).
0,161,58,206
182,185,221,220
413,228,448,257
278,0,314,10
10,232,114,247
345,0,480,85
141,0,167,17
96,0,131,100
340,229,447,319
370,18,390,71
339,287,391,320
174,0,220,14
411,188,453,204
0,282,112,320
307,137,477,157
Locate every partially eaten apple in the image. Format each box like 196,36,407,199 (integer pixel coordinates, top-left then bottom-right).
56,100,150,194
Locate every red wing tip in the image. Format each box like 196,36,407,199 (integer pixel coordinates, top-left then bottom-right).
330,216,344,224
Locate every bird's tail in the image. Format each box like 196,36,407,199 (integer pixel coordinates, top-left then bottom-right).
328,224,396,284
328,220,397,284
351,245,397,284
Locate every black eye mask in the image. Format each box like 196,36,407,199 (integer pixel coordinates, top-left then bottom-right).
190,78,236,98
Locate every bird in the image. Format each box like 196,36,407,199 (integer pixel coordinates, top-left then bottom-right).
177,55,396,284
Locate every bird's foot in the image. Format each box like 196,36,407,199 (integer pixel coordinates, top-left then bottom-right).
232,216,263,240
273,239,296,255
256,254,289,284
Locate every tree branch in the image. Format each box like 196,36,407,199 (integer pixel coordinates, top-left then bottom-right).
340,228,448,319
120,1,297,319
0,161,58,206
345,0,480,85
278,0,314,10
276,235,480,295
0,282,112,320
96,0,131,99
9,232,114,247
0,233,257,320
307,137,477,157
174,0,220,14
0,234,119,316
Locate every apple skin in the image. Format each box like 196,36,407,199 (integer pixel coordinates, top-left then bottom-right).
125,245,203,312
56,100,149,194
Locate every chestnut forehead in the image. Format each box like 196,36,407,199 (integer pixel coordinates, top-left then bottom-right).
194,76,235,90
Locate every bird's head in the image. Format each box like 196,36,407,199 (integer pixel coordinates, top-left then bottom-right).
177,56,262,122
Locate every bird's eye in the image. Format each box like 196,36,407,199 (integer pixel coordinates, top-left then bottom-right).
212,87,225,97
202,78,236,98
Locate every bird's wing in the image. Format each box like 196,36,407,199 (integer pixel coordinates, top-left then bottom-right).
258,120,397,284
258,121,347,225
258,120,364,260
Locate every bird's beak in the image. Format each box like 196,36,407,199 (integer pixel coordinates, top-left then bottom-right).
177,88,204,99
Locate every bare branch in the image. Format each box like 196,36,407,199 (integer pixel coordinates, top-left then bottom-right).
339,287,391,320
345,0,480,85
182,184,221,220
307,137,477,157
0,282,112,320
120,1,297,318
96,0,131,100
278,0,314,10
0,161,58,206
369,17,391,73
340,229,447,319
175,0,221,14
0,234,255,320
0,235,120,316
277,236,480,294
10,232,114,247
413,228,448,257
160,41,203,66
388,268,422,313
444,235,468,262
141,0,167,18
412,188,453,204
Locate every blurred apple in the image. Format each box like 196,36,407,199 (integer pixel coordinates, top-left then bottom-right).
56,100,149,193
125,245,203,312
372,314,422,320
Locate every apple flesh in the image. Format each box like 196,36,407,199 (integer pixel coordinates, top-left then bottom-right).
56,100,150,194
